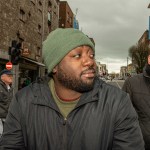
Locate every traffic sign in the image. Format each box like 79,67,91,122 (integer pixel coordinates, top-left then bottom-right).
6,62,13,70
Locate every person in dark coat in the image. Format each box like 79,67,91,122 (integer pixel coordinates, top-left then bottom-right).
0,28,144,150
0,69,13,136
122,50,150,150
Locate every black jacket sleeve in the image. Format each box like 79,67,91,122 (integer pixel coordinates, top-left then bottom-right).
112,93,145,150
0,95,25,150
122,78,133,98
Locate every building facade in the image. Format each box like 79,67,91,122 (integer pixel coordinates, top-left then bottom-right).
59,1,73,28
127,63,136,76
96,61,108,77
73,15,79,29
0,0,59,92
120,66,127,79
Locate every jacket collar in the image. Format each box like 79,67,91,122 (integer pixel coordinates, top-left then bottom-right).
76,77,104,107
31,76,104,110
0,79,9,90
143,66,150,79
31,75,59,111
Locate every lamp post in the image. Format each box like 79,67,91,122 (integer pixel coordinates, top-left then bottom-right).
127,57,129,72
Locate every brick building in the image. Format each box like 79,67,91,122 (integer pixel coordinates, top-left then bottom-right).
96,61,108,77
0,0,59,92
59,1,73,28
120,66,127,79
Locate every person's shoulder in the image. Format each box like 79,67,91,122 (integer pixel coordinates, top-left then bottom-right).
125,73,143,83
96,77,127,97
0,80,4,86
0,81,3,87
95,78,129,110
16,76,50,97
131,73,142,79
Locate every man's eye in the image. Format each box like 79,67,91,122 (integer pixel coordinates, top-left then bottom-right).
73,54,81,58
90,54,95,58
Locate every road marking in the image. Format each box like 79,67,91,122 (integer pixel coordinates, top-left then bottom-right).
115,81,121,89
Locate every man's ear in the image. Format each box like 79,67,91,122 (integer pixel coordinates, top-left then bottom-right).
0,74,4,81
148,55,150,65
52,66,57,73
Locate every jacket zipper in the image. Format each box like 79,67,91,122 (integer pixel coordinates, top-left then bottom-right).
63,117,67,150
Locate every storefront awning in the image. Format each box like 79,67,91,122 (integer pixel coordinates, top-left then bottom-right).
21,57,45,67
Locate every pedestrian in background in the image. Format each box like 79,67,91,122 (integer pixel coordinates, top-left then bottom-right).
21,77,31,88
122,50,150,150
0,28,144,150
0,69,13,136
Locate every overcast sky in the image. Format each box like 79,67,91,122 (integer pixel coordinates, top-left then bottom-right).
67,0,149,73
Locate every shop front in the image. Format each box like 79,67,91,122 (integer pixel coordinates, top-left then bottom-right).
18,57,45,90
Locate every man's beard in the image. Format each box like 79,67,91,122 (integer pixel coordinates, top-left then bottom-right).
56,66,96,93
145,64,150,76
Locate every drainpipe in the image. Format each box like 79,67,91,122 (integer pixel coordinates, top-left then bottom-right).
39,0,46,77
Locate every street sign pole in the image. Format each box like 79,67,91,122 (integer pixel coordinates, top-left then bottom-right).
12,64,19,95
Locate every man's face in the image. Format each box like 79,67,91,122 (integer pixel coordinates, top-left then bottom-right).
54,46,97,92
145,55,150,75
148,55,150,65
1,74,13,85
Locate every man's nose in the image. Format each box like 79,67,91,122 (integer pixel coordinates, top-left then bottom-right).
82,56,95,67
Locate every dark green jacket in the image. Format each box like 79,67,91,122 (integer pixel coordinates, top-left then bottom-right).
0,80,13,118
0,77,144,150
122,69,150,149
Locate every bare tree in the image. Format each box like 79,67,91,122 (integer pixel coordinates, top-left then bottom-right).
128,43,148,73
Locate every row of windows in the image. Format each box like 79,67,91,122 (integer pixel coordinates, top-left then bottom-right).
19,1,58,32
30,0,42,7
48,1,58,18
31,0,57,15
67,12,73,24
30,0,43,13
19,9,42,34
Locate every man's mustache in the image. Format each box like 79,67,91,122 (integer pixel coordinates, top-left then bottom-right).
81,67,96,75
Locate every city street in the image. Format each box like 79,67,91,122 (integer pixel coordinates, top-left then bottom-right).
106,79,125,89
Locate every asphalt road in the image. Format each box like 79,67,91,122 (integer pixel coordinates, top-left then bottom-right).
106,79,125,89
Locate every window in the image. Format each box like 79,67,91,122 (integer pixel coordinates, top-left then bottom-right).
48,1,52,6
48,13,51,32
48,1,52,13
48,1,52,32
39,1,42,6
48,12,51,22
35,47,41,60
38,1,42,12
30,0,35,5
28,11,31,18
36,47,41,56
19,9,25,22
38,24,41,34
70,17,72,24
67,12,69,22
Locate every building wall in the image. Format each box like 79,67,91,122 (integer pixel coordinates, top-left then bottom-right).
59,1,73,28
96,61,107,77
138,30,149,45
0,0,59,61
120,66,127,79
47,0,59,33
127,63,136,76
0,0,59,92
73,15,79,29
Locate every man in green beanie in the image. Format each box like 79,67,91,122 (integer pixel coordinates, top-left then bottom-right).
0,28,144,150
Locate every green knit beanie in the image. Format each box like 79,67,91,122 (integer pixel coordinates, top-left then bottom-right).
42,28,95,73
